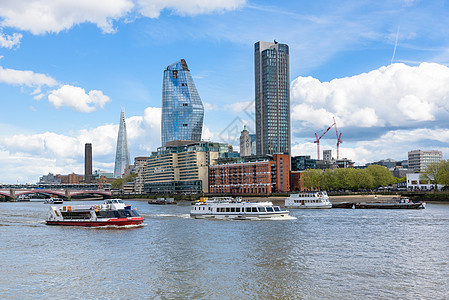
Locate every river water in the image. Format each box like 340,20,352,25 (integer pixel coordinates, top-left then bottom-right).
1,200,448,299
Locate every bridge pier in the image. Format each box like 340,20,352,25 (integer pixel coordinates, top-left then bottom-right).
9,189,16,202
65,189,71,201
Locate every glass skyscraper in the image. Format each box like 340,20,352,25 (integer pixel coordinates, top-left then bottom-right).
254,41,290,155
161,59,204,146
114,109,130,178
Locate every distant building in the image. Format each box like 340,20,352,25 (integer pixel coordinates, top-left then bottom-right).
56,173,83,184
408,150,442,172
249,134,256,156
209,154,290,195
239,125,251,157
291,155,317,171
114,109,130,178
161,59,204,146
323,150,332,162
84,143,92,183
290,171,305,192
367,158,396,169
134,156,149,194
255,41,290,155
39,173,61,184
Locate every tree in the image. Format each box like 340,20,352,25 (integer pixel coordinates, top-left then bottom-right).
303,169,323,190
422,160,449,189
365,165,395,188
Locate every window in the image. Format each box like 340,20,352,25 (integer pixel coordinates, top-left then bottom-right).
252,207,258,212
258,207,266,212
172,70,178,79
266,207,274,212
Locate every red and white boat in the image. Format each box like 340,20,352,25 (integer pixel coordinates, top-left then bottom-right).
46,199,144,227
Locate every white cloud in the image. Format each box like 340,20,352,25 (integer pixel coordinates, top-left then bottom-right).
48,85,111,113
0,0,134,34
0,106,162,183
203,102,219,111
291,63,449,130
0,66,57,87
0,0,245,35
0,31,22,48
225,100,253,113
137,0,245,18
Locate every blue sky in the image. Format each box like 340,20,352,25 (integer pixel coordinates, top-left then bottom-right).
1,0,449,183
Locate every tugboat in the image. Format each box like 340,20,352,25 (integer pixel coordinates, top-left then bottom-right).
46,199,144,227
190,197,290,220
284,191,332,209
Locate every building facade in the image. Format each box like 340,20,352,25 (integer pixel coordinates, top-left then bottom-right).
323,150,332,162
144,141,228,194
161,59,204,146
114,109,130,178
408,150,442,172
209,154,290,195
84,143,92,183
291,155,317,171
406,173,442,191
239,125,251,157
254,41,290,155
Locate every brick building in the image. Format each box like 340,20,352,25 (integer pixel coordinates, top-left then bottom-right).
209,154,290,195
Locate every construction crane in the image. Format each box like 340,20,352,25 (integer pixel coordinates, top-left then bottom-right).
314,120,335,160
334,117,343,160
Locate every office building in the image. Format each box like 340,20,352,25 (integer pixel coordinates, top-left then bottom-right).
114,109,130,178
323,150,332,162
291,155,317,171
161,59,204,146
84,143,92,183
254,40,290,155
408,150,442,172
239,125,251,157
144,141,230,194
249,134,256,155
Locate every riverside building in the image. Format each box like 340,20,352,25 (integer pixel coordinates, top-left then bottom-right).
254,41,290,155
408,150,442,172
144,141,231,194
209,154,290,195
114,109,130,178
161,59,204,146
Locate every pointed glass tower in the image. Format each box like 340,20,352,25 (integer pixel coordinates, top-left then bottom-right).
161,59,204,146
114,109,130,178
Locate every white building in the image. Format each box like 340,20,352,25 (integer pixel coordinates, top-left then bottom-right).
408,149,442,172
406,173,442,191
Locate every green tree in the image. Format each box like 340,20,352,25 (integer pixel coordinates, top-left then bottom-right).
422,160,449,189
303,169,323,190
111,178,124,189
366,165,395,188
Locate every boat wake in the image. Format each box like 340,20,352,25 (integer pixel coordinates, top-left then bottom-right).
87,223,147,230
142,213,191,219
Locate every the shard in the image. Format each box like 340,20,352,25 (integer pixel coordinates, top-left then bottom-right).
114,109,130,178
161,59,204,146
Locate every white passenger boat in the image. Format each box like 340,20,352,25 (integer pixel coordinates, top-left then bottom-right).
285,191,332,209
46,199,144,227
190,197,290,220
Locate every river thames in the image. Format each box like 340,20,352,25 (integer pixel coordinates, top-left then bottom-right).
1,200,448,299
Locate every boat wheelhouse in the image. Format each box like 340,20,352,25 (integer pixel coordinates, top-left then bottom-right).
190,197,290,220
46,199,144,227
285,191,332,209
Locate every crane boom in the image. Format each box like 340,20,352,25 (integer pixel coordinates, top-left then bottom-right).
314,122,335,160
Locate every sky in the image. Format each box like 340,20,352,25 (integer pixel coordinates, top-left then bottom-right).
1,0,449,183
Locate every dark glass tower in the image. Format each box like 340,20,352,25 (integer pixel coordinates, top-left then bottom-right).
162,59,204,146
114,109,130,178
254,41,290,155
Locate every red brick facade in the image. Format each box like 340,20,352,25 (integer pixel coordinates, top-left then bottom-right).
209,154,290,195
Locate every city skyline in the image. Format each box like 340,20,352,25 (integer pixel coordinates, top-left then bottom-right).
2,1,449,182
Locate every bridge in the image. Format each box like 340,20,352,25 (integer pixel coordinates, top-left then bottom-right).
0,189,112,201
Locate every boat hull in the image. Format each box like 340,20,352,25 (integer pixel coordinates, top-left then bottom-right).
285,204,332,209
354,203,425,209
46,217,144,227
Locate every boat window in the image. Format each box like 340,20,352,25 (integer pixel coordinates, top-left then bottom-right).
273,207,280,212
251,207,258,212
246,207,251,212
230,207,235,212
266,207,274,212
226,208,230,212
236,208,240,213
118,200,124,203
257,207,266,212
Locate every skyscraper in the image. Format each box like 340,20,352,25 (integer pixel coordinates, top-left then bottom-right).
84,143,92,183
161,59,204,146
114,109,130,178
254,41,290,155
